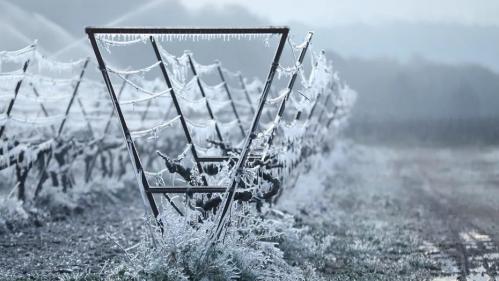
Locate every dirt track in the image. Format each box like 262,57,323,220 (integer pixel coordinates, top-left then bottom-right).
388,146,499,280
1,142,498,280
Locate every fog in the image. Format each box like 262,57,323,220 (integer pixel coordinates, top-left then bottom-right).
2,0,498,144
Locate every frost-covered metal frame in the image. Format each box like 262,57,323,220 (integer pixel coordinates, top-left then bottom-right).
85,27,289,221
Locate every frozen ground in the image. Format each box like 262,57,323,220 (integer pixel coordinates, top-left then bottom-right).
1,141,498,280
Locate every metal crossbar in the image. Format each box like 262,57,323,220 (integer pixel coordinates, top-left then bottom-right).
86,27,288,34
147,186,227,193
197,155,262,162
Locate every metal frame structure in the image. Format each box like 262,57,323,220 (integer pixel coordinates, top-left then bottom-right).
86,27,289,223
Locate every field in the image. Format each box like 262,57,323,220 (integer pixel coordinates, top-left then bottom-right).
1,27,498,281
2,141,498,280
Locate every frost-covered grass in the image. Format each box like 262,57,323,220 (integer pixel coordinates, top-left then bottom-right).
0,196,30,233
35,176,131,216
4,141,448,280
277,141,438,280
100,204,323,281
54,141,436,281
0,175,133,233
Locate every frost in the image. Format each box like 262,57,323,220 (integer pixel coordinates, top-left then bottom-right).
266,89,289,105
185,118,217,143
0,32,358,279
0,197,30,233
130,115,181,139
96,32,274,44
34,52,86,73
107,205,320,281
0,43,36,72
106,61,161,76
119,88,172,105
9,114,65,127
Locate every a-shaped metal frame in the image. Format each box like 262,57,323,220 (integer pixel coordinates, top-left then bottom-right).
86,27,289,221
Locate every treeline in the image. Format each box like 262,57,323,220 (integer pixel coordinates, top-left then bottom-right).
328,52,499,144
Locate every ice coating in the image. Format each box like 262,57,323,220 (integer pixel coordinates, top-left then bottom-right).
95,33,274,43
130,115,181,140
119,88,172,105
0,33,358,241
106,61,161,76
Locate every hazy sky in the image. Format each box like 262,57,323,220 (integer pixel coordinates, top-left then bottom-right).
182,0,499,27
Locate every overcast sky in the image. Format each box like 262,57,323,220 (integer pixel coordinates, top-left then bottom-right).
182,0,499,27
